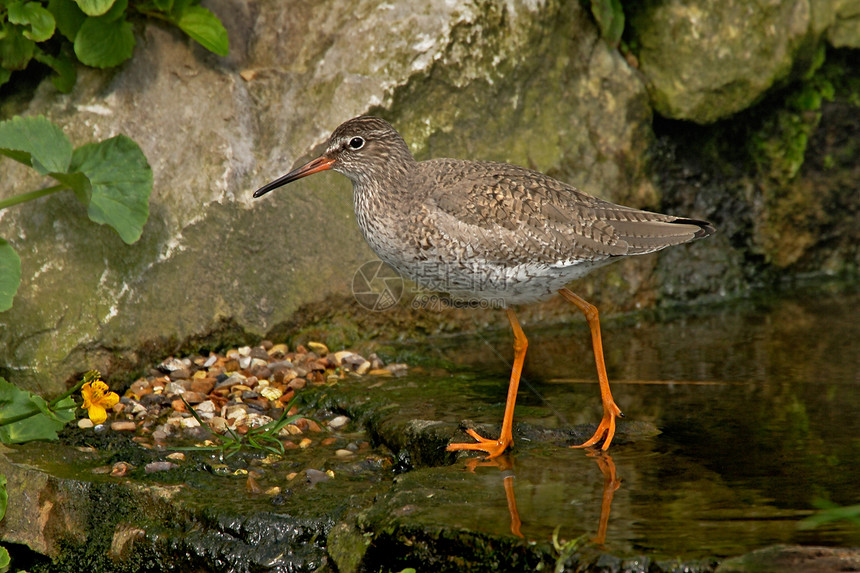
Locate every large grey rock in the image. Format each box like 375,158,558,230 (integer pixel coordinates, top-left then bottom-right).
630,0,858,123
0,0,657,394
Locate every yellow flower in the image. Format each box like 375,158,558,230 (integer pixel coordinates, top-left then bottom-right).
81,379,120,425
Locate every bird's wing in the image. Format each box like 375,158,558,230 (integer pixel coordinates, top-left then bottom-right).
418,159,710,266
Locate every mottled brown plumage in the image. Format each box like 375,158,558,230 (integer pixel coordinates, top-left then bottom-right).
254,116,715,456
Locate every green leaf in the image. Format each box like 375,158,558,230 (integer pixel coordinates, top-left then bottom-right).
8,1,56,42
73,0,115,16
73,15,134,67
175,5,228,56
0,546,9,573
0,378,75,443
0,68,10,89
0,474,7,520
34,45,77,93
50,170,91,204
70,135,152,244
0,240,21,313
590,0,625,47
48,0,87,42
0,25,36,70
153,0,171,11
0,115,73,174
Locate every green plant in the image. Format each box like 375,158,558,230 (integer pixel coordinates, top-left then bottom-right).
0,114,152,311
179,395,309,458
590,0,624,48
0,475,8,572
0,0,228,92
799,498,860,530
0,370,102,443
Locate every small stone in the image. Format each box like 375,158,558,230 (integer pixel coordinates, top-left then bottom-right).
145,461,177,473
195,400,217,414
168,368,191,381
321,437,337,446
249,346,270,360
268,343,289,357
286,472,298,481
157,357,186,373
78,418,94,429
328,415,350,429
166,452,185,461
110,462,134,477
298,438,312,449
305,468,329,484
333,350,354,365
260,340,274,350
164,382,187,396
239,356,252,370
368,369,393,376
129,379,152,397
355,361,371,375
182,391,207,404
207,417,228,433
180,417,201,428
287,378,306,390
190,377,215,394
335,449,354,457
385,363,409,376
260,386,283,401
203,354,218,368
238,346,251,357
307,341,329,356
111,421,137,432
265,486,281,496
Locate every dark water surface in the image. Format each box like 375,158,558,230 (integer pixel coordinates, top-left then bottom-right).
381,284,860,559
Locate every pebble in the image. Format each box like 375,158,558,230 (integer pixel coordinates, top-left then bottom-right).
92,339,408,471
111,462,134,477
145,462,177,473
305,468,330,484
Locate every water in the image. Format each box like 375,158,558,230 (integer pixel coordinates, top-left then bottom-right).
379,284,860,559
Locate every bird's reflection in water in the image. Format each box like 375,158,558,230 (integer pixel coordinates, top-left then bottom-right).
460,451,620,543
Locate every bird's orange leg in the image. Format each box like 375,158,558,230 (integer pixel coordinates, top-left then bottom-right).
558,288,623,450
447,308,527,459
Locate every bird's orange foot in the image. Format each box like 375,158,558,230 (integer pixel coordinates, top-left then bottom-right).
447,428,512,459
572,401,623,451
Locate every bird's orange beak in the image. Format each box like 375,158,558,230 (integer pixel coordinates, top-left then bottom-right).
253,155,336,198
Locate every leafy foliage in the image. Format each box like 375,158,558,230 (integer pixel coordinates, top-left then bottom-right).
0,377,76,443
0,475,7,572
0,0,229,92
590,0,625,48
0,115,153,311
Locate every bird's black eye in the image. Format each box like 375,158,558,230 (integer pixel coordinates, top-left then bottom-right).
348,137,365,150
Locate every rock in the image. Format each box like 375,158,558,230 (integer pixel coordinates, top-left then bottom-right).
144,462,177,474
164,382,187,396
307,342,329,356
110,462,134,477
77,419,94,429
111,421,137,432
335,449,354,457
168,368,191,381
181,391,208,405
716,544,860,573
190,377,215,394
157,357,186,373
328,415,350,430
305,468,330,485
631,0,816,123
